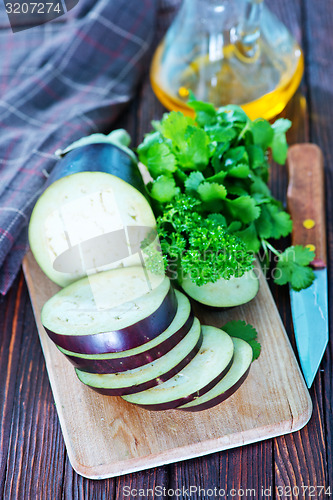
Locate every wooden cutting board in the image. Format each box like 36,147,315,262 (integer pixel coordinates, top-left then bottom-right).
23,251,312,480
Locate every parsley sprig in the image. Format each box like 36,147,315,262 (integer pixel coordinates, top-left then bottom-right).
138,99,315,291
153,195,254,286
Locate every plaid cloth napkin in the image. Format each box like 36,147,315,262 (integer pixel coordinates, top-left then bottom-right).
0,0,156,294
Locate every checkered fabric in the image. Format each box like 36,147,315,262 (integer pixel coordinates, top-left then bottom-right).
0,0,156,294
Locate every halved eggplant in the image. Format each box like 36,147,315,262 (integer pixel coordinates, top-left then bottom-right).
57,290,194,373
181,269,259,308
29,171,157,287
122,325,234,410
42,267,177,354
75,317,202,396
178,337,252,411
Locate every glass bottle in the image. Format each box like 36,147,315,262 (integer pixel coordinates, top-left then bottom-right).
150,0,303,120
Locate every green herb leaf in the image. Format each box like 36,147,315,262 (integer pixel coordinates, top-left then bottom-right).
236,222,261,253
250,118,274,150
159,111,194,151
184,171,205,195
224,146,249,167
198,181,227,202
247,340,261,361
211,143,232,173
205,124,237,143
176,126,210,171
290,245,316,266
274,245,316,291
227,163,250,178
246,144,266,169
224,182,249,197
255,203,292,240
188,100,217,127
206,170,228,184
217,105,249,124
146,142,177,178
225,196,261,224
207,213,227,227
228,220,243,233
270,118,292,164
222,320,261,360
222,319,257,341
288,265,316,291
149,175,180,203
249,174,271,197
137,131,162,165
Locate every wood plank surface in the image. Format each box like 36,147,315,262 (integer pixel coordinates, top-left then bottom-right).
271,95,330,499
303,0,333,492
22,250,311,479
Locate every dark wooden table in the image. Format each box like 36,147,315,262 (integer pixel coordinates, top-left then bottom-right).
1,1,332,498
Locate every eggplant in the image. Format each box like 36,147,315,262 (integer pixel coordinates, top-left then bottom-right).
181,269,259,308
57,290,194,373
29,171,157,287
122,326,235,410
178,338,252,411
42,268,177,354
48,141,146,195
75,318,202,396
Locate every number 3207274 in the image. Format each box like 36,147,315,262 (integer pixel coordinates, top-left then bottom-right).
5,3,62,14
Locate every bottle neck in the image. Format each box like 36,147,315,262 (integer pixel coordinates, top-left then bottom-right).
180,0,263,62
234,0,263,59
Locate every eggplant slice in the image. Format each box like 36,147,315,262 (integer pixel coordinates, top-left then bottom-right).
178,337,252,411
57,290,194,373
42,267,177,354
75,317,202,396
122,325,235,410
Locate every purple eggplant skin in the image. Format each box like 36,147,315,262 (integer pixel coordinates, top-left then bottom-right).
76,328,203,396
45,285,178,355
60,311,194,374
177,367,251,412
47,143,146,196
125,355,235,411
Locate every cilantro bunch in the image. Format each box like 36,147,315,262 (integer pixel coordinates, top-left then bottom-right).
138,100,315,291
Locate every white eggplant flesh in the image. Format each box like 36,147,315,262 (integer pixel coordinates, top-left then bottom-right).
29,171,157,287
181,269,259,307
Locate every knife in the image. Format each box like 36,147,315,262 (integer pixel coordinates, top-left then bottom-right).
287,143,329,388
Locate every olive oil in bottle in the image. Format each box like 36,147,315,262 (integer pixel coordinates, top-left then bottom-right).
150,0,303,120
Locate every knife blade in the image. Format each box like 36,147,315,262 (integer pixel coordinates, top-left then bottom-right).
287,143,329,388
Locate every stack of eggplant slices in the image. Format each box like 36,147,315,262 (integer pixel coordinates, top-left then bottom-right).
28,140,253,412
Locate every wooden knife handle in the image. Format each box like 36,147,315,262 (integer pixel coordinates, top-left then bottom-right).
287,143,327,268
